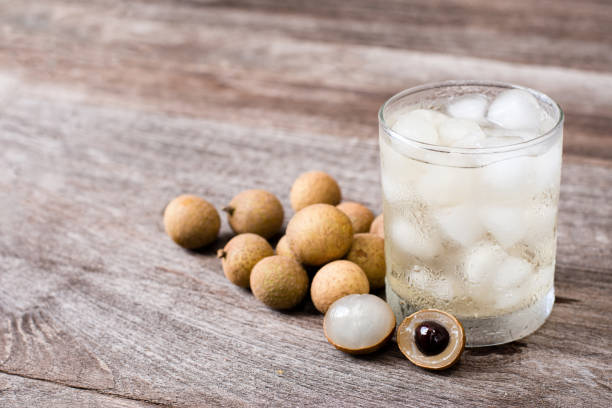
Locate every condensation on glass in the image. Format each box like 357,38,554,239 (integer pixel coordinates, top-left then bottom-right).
378,81,563,347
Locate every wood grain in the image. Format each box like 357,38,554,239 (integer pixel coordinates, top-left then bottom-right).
1,0,611,156
0,309,114,390
0,373,158,408
1,0,611,406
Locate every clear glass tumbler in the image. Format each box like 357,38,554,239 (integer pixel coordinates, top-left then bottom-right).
378,81,563,347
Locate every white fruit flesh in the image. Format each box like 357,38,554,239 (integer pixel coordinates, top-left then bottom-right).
324,294,395,351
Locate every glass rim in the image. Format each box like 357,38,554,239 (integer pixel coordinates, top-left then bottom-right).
378,80,564,155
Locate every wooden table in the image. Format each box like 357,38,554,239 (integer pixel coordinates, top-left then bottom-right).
1,1,611,406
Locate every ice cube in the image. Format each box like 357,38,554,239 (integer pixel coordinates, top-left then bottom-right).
416,165,475,207
479,136,525,148
463,242,503,285
531,140,563,192
479,205,527,248
409,268,454,301
532,265,555,291
380,137,421,201
487,89,542,130
477,156,533,201
464,242,532,309
533,237,557,267
392,110,440,145
493,256,532,289
438,118,486,147
451,133,486,148
434,204,484,247
431,276,455,302
483,127,538,141
494,258,537,311
496,264,552,312
494,288,527,311
409,109,449,127
389,216,441,260
381,176,406,203
447,94,489,121
477,126,536,152
523,203,558,247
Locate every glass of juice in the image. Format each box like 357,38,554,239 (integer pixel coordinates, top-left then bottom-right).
378,81,563,347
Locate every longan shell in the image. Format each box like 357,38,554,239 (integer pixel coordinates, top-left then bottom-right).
397,309,465,370
337,202,375,233
345,233,386,290
250,255,309,310
163,194,220,249
224,189,284,239
369,214,384,239
218,233,274,288
290,171,341,212
310,260,370,313
276,235,300,263
286,204,353,266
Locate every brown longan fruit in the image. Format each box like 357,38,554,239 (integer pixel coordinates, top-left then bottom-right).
164,194,220,249
345,233,386,289
217,233,274,287
223,189,284,239
370,214,384,239
337,202,375,233
290,171,341,212
286,204,353,266
310,260,370,313
250,255,309,310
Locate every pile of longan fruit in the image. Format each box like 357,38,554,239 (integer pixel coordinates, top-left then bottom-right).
163,171,384,314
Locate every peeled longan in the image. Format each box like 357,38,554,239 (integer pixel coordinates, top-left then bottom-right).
324,294,395,355
217,233,274,288
164,194,220,249
337,202,375,233
223,189,284,239
290,171,341,212
286,204,353,266
310,260,370,314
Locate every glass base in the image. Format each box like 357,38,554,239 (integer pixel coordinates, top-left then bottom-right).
386,284,555,347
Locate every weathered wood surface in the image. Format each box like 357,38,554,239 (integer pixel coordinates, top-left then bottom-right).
1,0,611,406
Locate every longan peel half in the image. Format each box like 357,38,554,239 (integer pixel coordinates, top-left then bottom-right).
397,309,465,370
163,194,220,249
286,204,353,266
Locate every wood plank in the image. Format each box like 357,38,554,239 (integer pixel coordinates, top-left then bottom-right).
0,0,611,160
0,309,114,390
1,0,611,405
0,372,161,407
1,96,610,406
212,0,612,71
6,0,612,72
